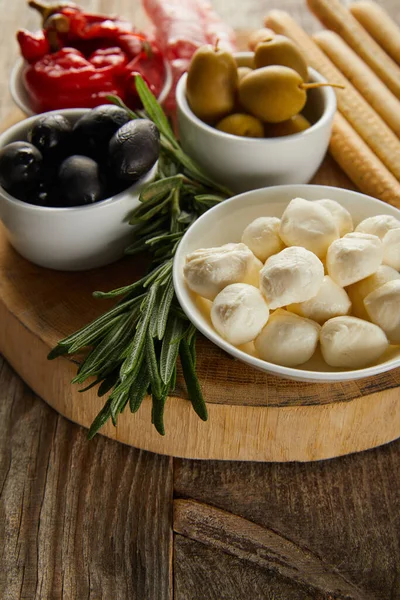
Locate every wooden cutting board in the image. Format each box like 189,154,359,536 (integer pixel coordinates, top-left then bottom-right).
1,130,399,462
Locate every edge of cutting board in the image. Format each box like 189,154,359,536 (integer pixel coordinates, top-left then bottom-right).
1,289,399,462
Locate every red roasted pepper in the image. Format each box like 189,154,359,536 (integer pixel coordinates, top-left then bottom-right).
24,47,128,112
17,29,50,63
17,0,167,112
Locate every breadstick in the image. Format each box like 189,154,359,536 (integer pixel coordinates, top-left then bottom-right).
350,1,400,66
330,113,400,208
248,28,275,51
313,30,400,137
264,11,400,180
306,0,400,98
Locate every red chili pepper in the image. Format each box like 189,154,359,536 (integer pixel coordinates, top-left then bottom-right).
17,29,50,63
24,47,126,112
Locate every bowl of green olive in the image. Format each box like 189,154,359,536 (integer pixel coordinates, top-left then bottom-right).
176,45,338,193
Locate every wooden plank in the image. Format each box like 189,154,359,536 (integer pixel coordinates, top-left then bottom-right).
174,535,312,600
173,499,369,600
174,446,400,599
0,358,173,600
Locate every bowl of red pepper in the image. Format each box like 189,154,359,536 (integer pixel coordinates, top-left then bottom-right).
10,1,172,115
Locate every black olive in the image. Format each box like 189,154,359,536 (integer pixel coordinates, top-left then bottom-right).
108,119,160,181
73,105,131,159
58,155,105,207
0,141,43,193
27,114,72,160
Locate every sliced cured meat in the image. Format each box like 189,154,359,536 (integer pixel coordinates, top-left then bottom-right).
163,57,190,113
195,0,237,51
143,0,208,59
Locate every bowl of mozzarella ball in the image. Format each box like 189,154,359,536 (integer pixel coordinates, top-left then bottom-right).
173,184,400,383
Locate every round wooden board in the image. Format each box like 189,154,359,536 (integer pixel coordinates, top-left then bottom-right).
1,179,400,462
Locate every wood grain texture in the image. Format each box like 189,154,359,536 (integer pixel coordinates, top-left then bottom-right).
174,535,313,600
174,444,400,599
174,499,368,599
0,357,173,600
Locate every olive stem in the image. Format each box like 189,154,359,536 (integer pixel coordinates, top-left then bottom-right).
214,38,220,52
300,82,345,90
28,0,66,22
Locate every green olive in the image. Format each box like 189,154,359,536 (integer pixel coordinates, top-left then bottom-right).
187,45,238,124
254,35,309,82
237,66,252,82
264,114,311,137
216,113,265,137
239,66,308,123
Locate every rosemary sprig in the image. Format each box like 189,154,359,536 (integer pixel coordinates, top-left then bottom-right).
48,75,231,437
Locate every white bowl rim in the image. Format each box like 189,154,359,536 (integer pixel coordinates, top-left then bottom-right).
173,183,400,382
0,107,157,214
176,60,337,144
10,55,173,116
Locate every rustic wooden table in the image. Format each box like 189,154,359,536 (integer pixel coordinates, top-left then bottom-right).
1,1,400,598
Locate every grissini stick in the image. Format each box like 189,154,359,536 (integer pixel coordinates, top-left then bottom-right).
350,1,400,66
264,11,400,180
329,113,400,208
306,0,400,98
313,30,400,137
248,28,276,51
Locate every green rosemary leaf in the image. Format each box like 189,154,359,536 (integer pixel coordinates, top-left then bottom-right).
135,215,167,236
130,362,150,413
139,175,183,203
135,75,177,148
67,313,127,353
107,95,139,120
160,315,184,385
98,370,119,397
194,193,226,204
151,390,168,436
129,191,172,223
145,332,163,399
170,365,177,393
180,338,208,421
87,397,113,440
55,297,138,348
47,344,69,360
120,283,159,378
189,333,197,369
93,279,144,300
157,277,175,340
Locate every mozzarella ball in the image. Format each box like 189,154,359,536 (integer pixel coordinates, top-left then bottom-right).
320,316,388,368
316,199,353,236
382,228,400,271
355,214,400,239
241,216,285,262
184,243,260,300
326,232,383,287
279,197,340,258
346,265,400,320
259,246,324,309
254,309,320,367
211,283,270,345
364,280,400,344
288,275,351,324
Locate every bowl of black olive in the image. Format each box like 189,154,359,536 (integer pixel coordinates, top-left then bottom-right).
0,105,160,270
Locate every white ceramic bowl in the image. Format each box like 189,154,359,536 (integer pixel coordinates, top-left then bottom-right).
0,108,156,271
10,56,173,116
176,53,337,194
173,184,400,383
